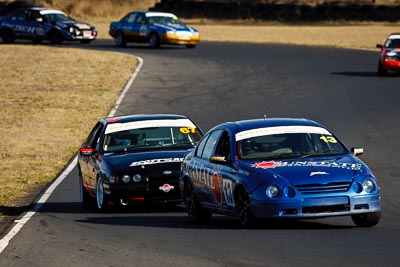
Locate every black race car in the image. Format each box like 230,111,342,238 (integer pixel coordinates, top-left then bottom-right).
0,7,97,44
78,114,203,211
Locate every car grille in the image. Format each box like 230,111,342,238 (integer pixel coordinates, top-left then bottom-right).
295,182,350,194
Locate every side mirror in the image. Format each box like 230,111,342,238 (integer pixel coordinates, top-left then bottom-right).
351,147,364,156
210,155,226,164
80,147,95,156
376,44,383,49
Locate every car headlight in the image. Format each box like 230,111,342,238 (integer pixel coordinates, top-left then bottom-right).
132,174,142,183
266,185,280,198
166,31,175,35
121,175,131,183
69,27,74,33
362,178,375,193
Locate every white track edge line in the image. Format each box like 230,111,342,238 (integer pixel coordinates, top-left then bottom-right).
0,55,144,254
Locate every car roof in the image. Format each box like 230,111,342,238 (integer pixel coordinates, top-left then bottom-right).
388,33,400,39
9,7,63,13
212,118,326,133
104,114,191,124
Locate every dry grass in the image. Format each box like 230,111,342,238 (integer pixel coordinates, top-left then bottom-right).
0,46,137,209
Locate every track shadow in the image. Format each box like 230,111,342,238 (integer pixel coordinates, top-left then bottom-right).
332,71,400,77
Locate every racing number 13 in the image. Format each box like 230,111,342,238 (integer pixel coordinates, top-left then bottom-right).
320,135,337,143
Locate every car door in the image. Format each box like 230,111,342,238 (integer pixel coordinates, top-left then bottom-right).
118,12,137,41
132,13,149,42
207,131,237,211
189,130,222,205
80,121,105,194
25,10,46,40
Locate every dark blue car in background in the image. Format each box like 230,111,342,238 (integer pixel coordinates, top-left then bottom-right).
0,7,97,44
180,118,381,227
78,114,203,211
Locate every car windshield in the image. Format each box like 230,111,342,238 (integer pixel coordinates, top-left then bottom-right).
147,15,185,26
385,38,400,49
103,125,202,153
237,127,348,160
42,12,75,23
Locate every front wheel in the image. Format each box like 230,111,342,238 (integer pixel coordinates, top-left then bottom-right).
184,182,211,223
96,177,109,212
186,44,196,48
115,31,126,47
377,62,387,76
351,212,381,227
49,30,63,44
149,33,160,48
236,187,254,228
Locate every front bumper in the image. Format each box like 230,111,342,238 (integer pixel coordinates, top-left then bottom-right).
250,194,381,219
103,181,181,204
382,59,400,72
161,33,200,45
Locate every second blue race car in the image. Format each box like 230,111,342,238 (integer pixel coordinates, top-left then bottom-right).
0,7,97,44
180,118,381,227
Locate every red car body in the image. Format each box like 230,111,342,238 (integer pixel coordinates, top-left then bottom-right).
376,33,400,75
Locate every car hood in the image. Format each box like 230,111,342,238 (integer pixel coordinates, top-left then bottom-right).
55,20,93,30
104,150,189,174
239,154,368,186
151,22,195,32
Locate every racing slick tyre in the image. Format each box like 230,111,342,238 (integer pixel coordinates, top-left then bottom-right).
186,44,196,49
115,31,126,47
351,212,381,227
184,182,212,223
2,29,15,43
96,177,109,212
79,40,91,44
32,39,42,44
49,30,63,44
79,171,92,209
149,33,160,48
235,187,254,228
377,62,387,76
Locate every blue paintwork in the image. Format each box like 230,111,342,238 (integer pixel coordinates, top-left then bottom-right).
0,7,97,44
180,118,381,226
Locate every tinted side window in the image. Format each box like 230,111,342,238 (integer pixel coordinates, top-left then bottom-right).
123,13,136,23
86,122,104,149
214,131,231,159
201,130,222,160
195,134,209,158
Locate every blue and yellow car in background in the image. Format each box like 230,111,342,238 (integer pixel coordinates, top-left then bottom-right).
109,11,200,48
0,7,97,44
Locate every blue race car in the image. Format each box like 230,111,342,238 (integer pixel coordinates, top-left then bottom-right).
109,11,200,48
78,114,203,211
180,118,381,227
0,7,97,44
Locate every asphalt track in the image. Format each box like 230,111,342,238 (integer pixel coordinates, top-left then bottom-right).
1,39,400,266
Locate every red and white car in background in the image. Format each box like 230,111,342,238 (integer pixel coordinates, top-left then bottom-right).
376,33,400,76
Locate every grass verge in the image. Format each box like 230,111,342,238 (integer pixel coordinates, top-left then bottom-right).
0,45,137,230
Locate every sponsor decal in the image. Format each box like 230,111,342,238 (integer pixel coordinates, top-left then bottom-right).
235,126,331,141
130,157,183,167
105,119,196,134
187,161,235,207
159,183,174,193
310,171,329,176
251,160,362,171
